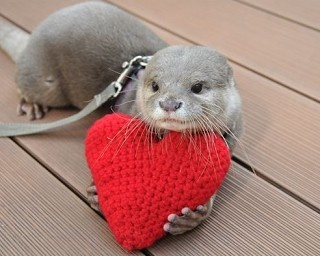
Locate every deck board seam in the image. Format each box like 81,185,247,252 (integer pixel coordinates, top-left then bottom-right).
0,12,31,33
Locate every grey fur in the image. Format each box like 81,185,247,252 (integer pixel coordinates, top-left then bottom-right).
14,2,167,109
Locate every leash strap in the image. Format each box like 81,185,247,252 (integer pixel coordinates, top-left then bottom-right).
0,55,151,137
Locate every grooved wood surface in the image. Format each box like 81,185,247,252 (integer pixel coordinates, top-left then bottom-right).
233,63,320,207
150,164,320,255
108,0,320,101
0,0,319,255
0,138,143,256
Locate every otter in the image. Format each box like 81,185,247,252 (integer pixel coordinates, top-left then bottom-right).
0,2,242,236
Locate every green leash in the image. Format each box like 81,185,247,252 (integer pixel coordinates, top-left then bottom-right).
0,55,151,137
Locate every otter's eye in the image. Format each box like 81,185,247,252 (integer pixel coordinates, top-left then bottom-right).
191,83,203,94
151,81,159,92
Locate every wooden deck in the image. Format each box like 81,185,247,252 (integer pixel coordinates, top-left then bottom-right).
0,0,319,255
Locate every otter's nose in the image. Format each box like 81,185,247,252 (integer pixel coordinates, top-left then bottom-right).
159,99,183,112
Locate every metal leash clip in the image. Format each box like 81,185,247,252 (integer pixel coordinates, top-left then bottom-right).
112,55,152,98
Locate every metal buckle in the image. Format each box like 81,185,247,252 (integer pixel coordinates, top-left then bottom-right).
112,55,152,99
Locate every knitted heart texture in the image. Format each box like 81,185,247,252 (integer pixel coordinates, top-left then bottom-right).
85,113,231,251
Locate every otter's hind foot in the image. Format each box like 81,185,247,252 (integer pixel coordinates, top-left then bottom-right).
17,98,49,120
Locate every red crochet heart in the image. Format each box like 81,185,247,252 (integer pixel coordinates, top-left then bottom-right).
85,113,230,251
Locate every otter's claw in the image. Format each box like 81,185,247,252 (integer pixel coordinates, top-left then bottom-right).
163,195,215,235
17,98,49,120
86,181,101,212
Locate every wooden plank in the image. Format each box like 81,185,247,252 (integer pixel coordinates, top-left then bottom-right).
0,138,143,256
108,0,320,102
238,0,320,31
0,0,319,208
148,163,320,255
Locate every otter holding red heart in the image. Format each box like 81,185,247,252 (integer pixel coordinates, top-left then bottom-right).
0,1,243,247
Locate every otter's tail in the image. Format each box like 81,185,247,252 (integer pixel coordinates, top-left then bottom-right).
0,18,29,62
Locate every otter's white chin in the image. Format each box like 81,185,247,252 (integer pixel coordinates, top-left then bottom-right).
155,120,191,131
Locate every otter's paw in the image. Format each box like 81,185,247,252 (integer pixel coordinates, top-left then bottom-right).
86,181,101,213
163,195,215,235
163,206,210,235
17,98,49,120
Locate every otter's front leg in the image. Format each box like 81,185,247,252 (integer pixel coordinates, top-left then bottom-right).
163,195,215,235
86,181,101,212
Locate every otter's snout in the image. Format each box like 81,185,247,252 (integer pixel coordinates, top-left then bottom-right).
159,98,183,112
